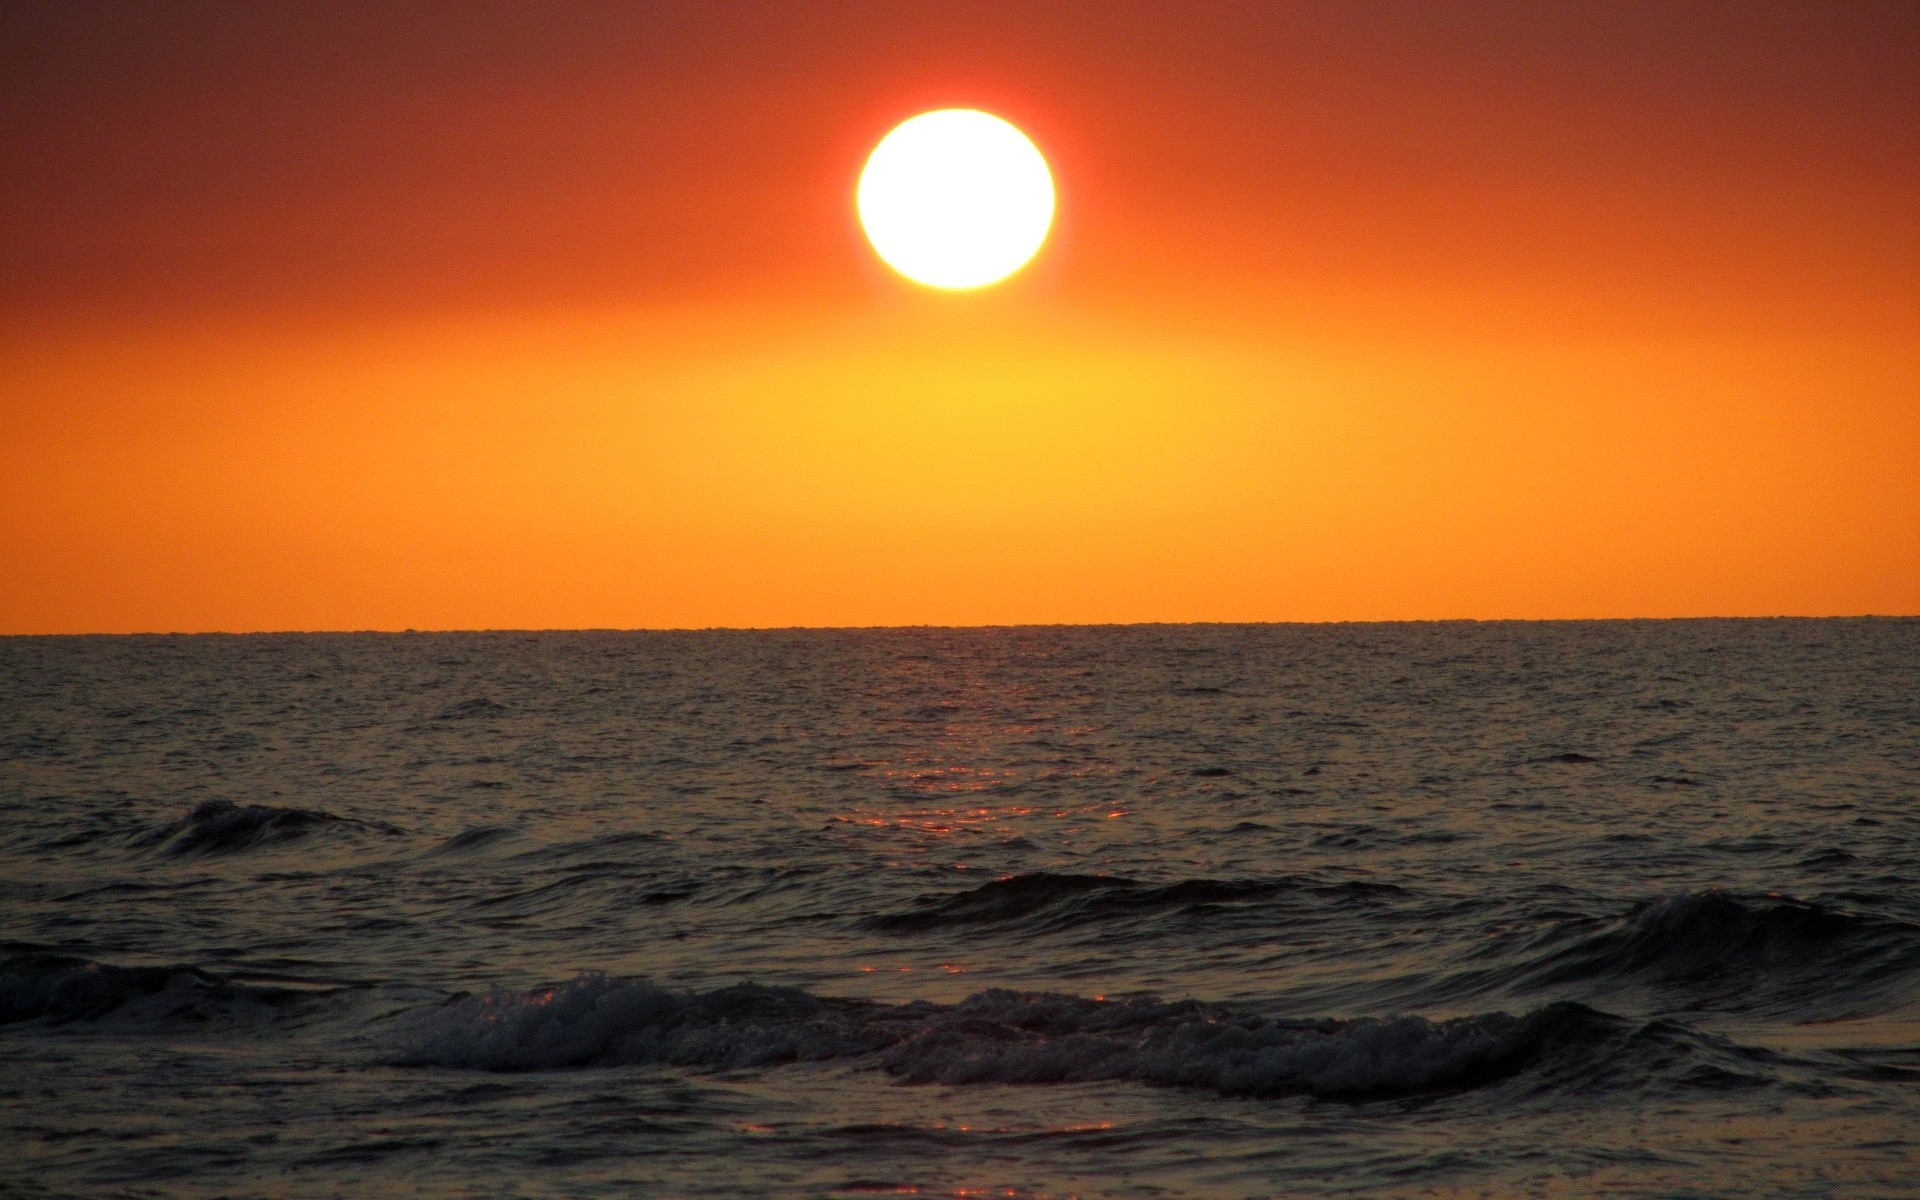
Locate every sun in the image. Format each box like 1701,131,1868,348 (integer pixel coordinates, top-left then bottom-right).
857,109,1055,290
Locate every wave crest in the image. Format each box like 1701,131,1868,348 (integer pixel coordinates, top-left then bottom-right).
394,974,1616,1099
135,800,393,857
396,976,891,1071
1512,890,1920,1017
867,872,1402,932
0,953,297,1026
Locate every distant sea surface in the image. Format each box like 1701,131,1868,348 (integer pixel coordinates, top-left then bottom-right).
2,619,1917,1198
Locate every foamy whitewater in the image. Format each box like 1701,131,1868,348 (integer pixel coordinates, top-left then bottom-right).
2,620,1916,1197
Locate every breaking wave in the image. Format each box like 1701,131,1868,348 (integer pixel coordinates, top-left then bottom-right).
394,973,1631,1099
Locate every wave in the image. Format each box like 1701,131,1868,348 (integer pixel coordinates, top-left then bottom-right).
3,950,1813,1102
133,800,396,858
0,953,304,1026
1503,890,1920,1018
866,872,1404,932
394,973,1623,1099
424,825,517,856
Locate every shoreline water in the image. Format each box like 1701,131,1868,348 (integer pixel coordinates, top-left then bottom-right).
4,619,1915,1195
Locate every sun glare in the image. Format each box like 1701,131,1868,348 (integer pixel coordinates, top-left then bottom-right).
857,109,1055,290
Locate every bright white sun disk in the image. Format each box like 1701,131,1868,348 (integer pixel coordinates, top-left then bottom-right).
857,109,1055,290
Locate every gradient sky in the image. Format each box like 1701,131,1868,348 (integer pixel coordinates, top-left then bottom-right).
3,1,1915,632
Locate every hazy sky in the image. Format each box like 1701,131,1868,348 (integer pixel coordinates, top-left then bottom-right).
3,1,1915,631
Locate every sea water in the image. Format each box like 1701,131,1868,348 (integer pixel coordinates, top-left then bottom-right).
2,619,1916,1197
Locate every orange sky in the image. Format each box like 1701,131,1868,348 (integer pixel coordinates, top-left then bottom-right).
3,1,1916,632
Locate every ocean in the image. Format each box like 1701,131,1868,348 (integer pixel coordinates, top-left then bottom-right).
2,619,1916,1198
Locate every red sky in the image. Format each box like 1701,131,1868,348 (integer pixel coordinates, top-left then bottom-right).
3,1,1916,631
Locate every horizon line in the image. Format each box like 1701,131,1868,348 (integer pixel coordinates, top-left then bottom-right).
4,613,1913,639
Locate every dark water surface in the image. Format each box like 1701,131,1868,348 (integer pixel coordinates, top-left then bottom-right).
2,619,1916,1197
